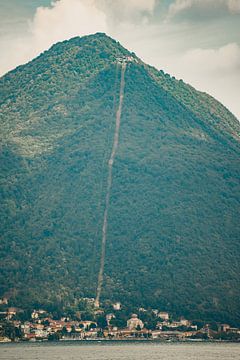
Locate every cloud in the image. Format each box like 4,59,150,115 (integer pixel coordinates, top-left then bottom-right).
97,0,156,15
168,0,194,18
30,0,107,52
228,0,240,13
96,0,156,22
168,0,240,19
158,43,240,118
179,43,240,76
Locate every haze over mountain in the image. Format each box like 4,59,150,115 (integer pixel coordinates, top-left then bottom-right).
0,33,239,325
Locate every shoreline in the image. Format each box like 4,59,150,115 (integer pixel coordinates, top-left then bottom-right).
1,338,240,344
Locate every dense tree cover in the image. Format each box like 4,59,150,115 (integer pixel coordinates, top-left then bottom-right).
0,33,239,325
0,321,22,340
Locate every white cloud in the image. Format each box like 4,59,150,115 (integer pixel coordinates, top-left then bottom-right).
156,43,240,118
30,0,107,53
97,0,156,14
179,43,240,76
91,0,157,29
168,0,240,18
228,0,240,13
168,0,194,18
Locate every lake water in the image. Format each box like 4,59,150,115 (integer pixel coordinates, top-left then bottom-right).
0,341,239,360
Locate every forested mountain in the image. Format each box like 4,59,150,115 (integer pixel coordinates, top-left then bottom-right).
0,33,239,325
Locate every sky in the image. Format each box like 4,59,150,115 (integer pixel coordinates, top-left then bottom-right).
0,0,240,119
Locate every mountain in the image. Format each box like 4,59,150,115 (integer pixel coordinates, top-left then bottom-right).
0,33,240,325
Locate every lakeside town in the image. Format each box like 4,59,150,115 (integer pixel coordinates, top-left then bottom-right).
0,297,239,343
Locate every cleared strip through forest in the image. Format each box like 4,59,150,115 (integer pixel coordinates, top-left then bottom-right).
95,62,127,308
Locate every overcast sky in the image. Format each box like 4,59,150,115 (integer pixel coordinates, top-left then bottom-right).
0,0,240,118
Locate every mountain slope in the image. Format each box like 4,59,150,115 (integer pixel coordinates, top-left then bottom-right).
0,33,239,324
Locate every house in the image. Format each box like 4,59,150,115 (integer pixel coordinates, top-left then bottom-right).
106,313,115,325
113,302,121,311
116,56,137,65
0,298,8,305
180,318,191,327
7,307,17,319
94,309,104,315
152,330,184,340
127,314,144,330
80,321,97,330
158,312,169,321
218,324,231,332
156,322,163,330
139,307,147,312
228,328,240,334
83,328,99,339
0,336,11,343
33,328,48,339
33,324,44,330
83,297,95,304
31,309,47,319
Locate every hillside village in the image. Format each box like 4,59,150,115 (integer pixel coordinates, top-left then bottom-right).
0,298,239,342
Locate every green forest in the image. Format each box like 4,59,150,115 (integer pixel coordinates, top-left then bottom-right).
0,33,239,325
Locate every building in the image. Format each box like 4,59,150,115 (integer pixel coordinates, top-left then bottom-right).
106,313,115,325
113,302,121,311
127,314,144,330
228,328,240,334
80,321,97,330
152,330,185,340
180,318,191,327
218,324,231,332
7,308,17,320
0,298,8,305
158,312,169,321
94,309,104,316
31,309,47,319
21,323,32,336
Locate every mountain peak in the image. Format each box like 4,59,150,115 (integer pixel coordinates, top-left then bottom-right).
45,31,133,64
0,33,240,325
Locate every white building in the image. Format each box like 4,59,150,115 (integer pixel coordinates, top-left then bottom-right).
113,302,121,311
180,318,191,327
31,309,46,319
127,314,144,330
0,298,8,305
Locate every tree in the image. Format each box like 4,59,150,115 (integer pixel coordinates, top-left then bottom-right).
48,332,61,341
97,316,108,329
89,322,97,329
2,322,18,341
110,317,126,329
61,326,68,336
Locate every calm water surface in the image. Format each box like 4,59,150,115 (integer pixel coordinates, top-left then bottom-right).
0,341,239,360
